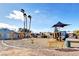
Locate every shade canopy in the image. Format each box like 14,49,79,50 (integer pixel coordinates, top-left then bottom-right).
52,21,69,28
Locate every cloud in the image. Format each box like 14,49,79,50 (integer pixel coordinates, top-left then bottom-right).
0,23,18,31
34,10,40,14
6,10,24,21
6,10,40,21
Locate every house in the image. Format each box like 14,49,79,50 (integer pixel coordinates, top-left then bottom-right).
0,28,18,40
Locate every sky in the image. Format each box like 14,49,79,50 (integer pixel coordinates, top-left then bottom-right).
0,3,79,32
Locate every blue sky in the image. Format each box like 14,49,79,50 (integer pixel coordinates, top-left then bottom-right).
0,3,79,32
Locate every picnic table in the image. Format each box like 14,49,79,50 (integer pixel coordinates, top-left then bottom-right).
65,38,79,48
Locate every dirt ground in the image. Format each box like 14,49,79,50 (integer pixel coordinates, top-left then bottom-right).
0,48,79,56
0,38,79,56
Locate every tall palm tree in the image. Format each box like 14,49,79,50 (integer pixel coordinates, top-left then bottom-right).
24,13,27,31
21,9,27,32
28,15,32,32
21,9,25,13
21,9,27,38
21,9,25,31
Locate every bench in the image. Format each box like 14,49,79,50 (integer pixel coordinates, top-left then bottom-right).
65,38,79,48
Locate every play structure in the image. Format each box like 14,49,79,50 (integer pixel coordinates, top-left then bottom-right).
52,21,69,41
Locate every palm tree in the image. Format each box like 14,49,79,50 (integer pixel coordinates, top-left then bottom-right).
21,9,27,32
21,9,28,38
28,15,32,32
24,13,27,30
21,9,25,31
21,9,25,13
